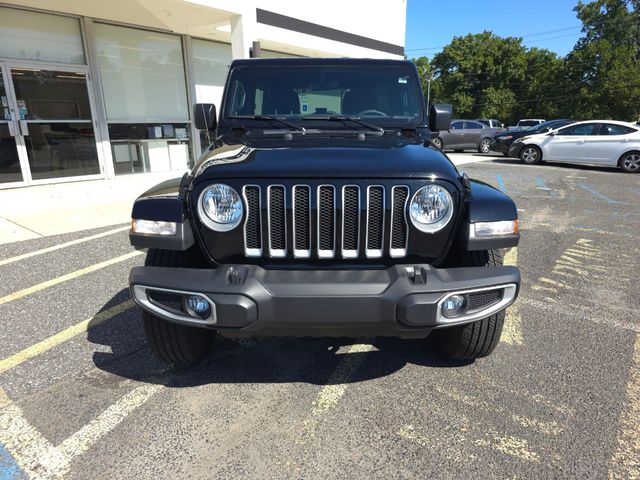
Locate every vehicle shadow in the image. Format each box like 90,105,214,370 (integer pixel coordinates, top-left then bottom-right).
87,289,472,388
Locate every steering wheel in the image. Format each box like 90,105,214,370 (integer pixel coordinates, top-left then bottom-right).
357,109,388,117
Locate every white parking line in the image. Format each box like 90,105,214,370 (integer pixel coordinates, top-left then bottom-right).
0,383,164,479
608,334,640,479
0,225,130,267
0,300,134,375
0,251,142,306
501,248,523,345
59,384,164,459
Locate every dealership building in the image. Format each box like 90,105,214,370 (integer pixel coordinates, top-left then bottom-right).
0,0,406,188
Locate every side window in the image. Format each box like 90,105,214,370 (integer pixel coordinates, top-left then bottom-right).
450,121,464,130
599,123,636,136
229,81,248,115
468,121,484,129
557,123,598,136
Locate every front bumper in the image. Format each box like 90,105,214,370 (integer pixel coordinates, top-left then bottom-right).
489,139,510,154
508,143,525,158
130,264,520,338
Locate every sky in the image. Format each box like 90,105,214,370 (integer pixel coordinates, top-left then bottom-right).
405,0,585,59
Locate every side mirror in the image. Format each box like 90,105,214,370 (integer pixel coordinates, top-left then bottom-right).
193,103,217,131
429,104,452,132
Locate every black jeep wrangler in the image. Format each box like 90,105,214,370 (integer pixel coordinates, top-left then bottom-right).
129,58,520,366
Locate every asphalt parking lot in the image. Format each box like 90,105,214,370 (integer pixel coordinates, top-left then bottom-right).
1,157,639,479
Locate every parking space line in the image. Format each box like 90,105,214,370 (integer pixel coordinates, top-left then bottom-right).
398,424,540,463
0,442,22,480
310,343,376,416
0,382,163,479
577,183,619,204
59,384,163,460
608,334,640,479
501,248,523,345
496,174,507,192
0,251,142,307
0,226,130,267
0,300,134,375
298,342,375,444
0,388,69,479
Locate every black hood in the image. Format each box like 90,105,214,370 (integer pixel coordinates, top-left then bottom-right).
192,136,462,185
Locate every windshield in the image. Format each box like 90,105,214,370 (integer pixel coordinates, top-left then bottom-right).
223,64,423,127
526,120,563,132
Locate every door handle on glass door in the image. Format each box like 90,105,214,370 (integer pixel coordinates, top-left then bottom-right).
19,120,29,136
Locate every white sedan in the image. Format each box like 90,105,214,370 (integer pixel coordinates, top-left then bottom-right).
509,120,640,173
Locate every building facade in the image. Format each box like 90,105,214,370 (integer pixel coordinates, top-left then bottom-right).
0,0,407,188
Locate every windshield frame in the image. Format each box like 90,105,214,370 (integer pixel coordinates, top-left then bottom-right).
218,62,427,133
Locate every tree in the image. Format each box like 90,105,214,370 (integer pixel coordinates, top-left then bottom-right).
565,0,640,120
421,32,564,123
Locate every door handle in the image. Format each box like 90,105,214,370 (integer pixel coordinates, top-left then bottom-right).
7,121,17,137
19,120,29,136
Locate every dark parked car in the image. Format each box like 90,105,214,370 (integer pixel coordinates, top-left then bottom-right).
431,120,503,153
491,119,577,157
128,58,520,366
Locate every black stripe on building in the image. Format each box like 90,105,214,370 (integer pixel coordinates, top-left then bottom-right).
256,9,404,56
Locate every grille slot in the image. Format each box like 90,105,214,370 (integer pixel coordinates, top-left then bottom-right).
341,186,360,258
318,185,336,258
467,290,502,311
390,186,409,257
293,185,311,258
268,185,286,257
366,186,385,258
243,185,262,256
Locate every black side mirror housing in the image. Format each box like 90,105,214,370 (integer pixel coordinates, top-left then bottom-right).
194,103,217,131
429,104,452,132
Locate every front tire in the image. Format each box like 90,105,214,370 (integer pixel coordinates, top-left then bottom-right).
520,145,542,164
619,151,640,173
478,138,491,153
141,248,216,366
433,250,506,361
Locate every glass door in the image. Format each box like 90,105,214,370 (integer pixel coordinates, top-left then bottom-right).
0,62,103,187
0,63,25,186
9,65,101,182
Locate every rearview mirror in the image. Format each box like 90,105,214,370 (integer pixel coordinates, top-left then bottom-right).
193,103,217,131
429,104,452,132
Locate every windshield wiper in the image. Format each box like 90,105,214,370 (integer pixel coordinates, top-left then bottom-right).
303,115,385,134
228,115,305,132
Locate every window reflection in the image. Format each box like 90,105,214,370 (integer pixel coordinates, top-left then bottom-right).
25,123,99,180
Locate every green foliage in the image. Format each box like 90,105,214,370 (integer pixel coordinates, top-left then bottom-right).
412,0,640,124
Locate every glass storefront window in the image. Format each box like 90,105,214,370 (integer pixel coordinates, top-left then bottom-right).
94,23,191,174
108,123,191,175
192,39,231,153
94,24,189,122
0,7,85,64
192,39,231,107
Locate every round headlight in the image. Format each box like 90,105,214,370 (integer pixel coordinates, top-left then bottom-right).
409,184,454,233
198,184,243,231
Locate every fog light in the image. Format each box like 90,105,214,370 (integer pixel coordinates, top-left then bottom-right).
185,295,210,318
442,294,466,318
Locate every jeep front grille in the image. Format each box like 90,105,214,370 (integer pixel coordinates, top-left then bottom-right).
242,184,410,260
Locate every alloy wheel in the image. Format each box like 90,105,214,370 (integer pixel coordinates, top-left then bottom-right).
522,147,539,164
622,153,640,172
